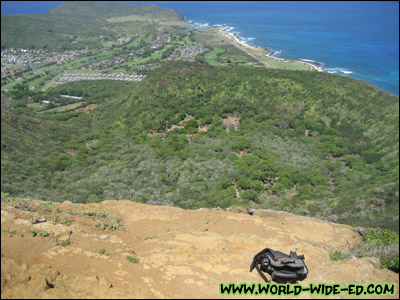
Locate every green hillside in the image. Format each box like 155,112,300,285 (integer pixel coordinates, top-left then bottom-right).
1,1,185,50
2,62,398,232
1,14,109,50
46,1,184,21
1,1,398,234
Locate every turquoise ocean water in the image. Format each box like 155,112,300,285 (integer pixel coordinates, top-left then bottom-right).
2,1,399,95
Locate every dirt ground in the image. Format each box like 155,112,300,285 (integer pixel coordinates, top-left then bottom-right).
1,198,398,299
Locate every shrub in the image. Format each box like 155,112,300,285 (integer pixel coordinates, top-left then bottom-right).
330,251,345,261
364,228,399,246
40,230,49,237
127,256,139,263
343,228,399,272
29,228,36,237
185,119,198,129
241,189,258,202
60,238,71,247
99,249,109,255
231,138,250,151
361,150,382,164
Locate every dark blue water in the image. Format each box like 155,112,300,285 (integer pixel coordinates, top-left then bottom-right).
2,1,398,95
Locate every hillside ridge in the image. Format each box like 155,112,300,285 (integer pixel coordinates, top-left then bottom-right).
1,197,398,298
2,61,399,232
46,1,184,20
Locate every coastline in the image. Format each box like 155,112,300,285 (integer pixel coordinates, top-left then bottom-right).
188,20,397,94
216,26,324,72
217,26,275,68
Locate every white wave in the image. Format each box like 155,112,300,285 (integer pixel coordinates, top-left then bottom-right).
323,67,342,74
270,50,282,57
323,67,353,75
243,38,256,45
239,40,252,47
223,26,235,32
300,59,316,62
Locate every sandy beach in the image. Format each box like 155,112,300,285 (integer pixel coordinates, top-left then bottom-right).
217,26,323,72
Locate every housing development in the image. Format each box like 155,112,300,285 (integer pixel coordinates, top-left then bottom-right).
1,34,209,92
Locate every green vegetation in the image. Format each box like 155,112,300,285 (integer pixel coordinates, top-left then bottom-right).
59,238,71,247
99,249,110,256
127,255,140,263
2,61,399,234
330,228,399,272
330,251,345,261
40,230,49,237
70,210,124,231
43,201,55,213
204,47,226,66
47,1,183,21
364,228,399,246
1,14,108,50
7,228,16,237
1,2,185,50
61,219,74,226
1,1,398,274
193,28,262,67
1,192,12,202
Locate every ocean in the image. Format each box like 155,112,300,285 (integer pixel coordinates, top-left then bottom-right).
2,1,399,95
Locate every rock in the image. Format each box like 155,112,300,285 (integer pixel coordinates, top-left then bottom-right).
246,207,255,215
55,229,72,242
31,222,72,241
1,210,16,222
353,226,366,236
1,256,153,299
1,256,60,299
30,216,47,224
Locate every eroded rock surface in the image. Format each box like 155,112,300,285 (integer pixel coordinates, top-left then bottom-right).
1,198,398,298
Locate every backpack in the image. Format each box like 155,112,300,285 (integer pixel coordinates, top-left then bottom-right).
250,248,308,284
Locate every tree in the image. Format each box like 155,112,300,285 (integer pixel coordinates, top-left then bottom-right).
361,149,381,164
241,189,258,202
185,119,198,132
231,138,250,151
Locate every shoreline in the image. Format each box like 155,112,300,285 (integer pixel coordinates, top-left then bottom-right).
184,19,324,72
216,25,324,72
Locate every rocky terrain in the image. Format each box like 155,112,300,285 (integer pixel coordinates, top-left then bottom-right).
1,198,398,299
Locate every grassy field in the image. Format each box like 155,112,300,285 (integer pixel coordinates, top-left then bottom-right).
193,28,259,65
204,47,226,66
44,102,84,113
193,27,315,71
26,103,45,111
259,56,315,71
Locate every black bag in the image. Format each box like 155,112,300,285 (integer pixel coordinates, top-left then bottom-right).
250,248,308,284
